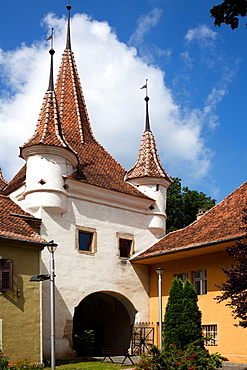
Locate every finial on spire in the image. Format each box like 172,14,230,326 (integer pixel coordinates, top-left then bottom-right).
48,29,55,91
140,79,151,132
66,4,72,50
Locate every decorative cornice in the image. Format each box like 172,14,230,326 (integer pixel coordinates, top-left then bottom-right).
21,145,78,168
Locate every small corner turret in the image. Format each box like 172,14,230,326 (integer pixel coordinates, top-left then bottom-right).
126,81,172,237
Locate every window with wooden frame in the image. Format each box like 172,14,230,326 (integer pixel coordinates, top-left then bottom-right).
116,233,134,259
0,259,13,292
193,269,207,295
76,226,97,255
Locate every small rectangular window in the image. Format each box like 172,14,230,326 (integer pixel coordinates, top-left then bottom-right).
76,226,97,255
175,273,188,283
117,233,134,259
202,325,218,346
0,259,13,291
193,269,207,295
78,231,93,252
119,239,132,258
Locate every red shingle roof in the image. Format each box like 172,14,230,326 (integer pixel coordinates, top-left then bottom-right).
133,181,247,260
20,90,75,157
126,130,172,182
3,165,26,195
0,169,8,193
0,194,46,243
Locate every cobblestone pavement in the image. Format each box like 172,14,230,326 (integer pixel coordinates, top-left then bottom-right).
222,363,247,370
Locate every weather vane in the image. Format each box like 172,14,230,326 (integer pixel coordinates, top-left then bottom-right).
140,79,148,97
46,28,54,49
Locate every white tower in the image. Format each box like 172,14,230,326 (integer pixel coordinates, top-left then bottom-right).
19,47,78,215
126,87,172,236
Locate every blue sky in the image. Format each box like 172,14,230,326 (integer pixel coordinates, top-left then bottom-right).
0,0,246,204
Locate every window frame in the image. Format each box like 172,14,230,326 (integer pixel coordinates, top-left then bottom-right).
202,325,218,346
75,226,97,255
0,259,13,292
116,233,134,259
193,269,207,295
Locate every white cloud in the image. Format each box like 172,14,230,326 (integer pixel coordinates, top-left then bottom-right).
128,8,163,46
0,12,217,187
185,25,217,46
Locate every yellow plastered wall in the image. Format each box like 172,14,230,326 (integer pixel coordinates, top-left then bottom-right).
0,241,42,363
149,247,247,364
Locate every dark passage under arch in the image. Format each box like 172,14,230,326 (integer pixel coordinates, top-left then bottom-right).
73,292,134,356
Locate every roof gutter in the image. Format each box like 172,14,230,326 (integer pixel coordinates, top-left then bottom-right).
0,235,47,246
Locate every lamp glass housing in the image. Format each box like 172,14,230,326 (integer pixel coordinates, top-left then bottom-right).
156,267,164,276
46,242,58,253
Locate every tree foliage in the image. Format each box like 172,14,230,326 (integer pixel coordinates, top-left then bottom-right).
210,0,247,29
216,207,247,327
163,278,204,350
166,178,216,234
163,278,184,349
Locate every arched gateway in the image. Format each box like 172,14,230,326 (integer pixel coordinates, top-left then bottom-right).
73,292,137,356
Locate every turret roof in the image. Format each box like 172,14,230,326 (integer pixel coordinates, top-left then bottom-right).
20,48,75,158
126,95,172,183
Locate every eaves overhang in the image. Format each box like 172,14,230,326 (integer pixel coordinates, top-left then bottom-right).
65,177,155,213
0,235,47,249
131,233,246,265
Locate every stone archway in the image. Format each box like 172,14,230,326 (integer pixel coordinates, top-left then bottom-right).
73,291,136,356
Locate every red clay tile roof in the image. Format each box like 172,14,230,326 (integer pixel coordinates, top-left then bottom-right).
126,129,172,182
20,90,75,158
0,194,46,243
54,48,150,198
133,181,247,260
3,165,26,195
0,169,8,193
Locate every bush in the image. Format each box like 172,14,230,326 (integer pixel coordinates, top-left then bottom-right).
74,330,95,358
135,343,228,370
0,350,8,370
7,359,42,370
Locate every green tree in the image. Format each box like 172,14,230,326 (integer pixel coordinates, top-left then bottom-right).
166,178,216,233
180,280,204,349
163,278,184,350
210,0,247,29
163,279,204,350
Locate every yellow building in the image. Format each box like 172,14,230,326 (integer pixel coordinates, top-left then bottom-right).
0,189,47,363
132,181,247,363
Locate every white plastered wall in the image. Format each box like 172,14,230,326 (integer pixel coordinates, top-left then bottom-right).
39,187,159,359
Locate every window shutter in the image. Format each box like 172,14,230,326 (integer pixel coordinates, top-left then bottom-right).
0,259,13,291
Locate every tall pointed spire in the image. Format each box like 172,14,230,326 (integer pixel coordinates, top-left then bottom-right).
141,79,151,132
48,48,55,91
126,89,172,182
20,47,76,158
66,4,72,50
145,96,151,132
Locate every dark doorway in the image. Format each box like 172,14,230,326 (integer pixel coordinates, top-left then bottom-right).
73,292,133,356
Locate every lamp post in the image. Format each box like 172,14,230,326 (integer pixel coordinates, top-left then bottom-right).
29,240,58,370
46,241,58,370
156,268,164,351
